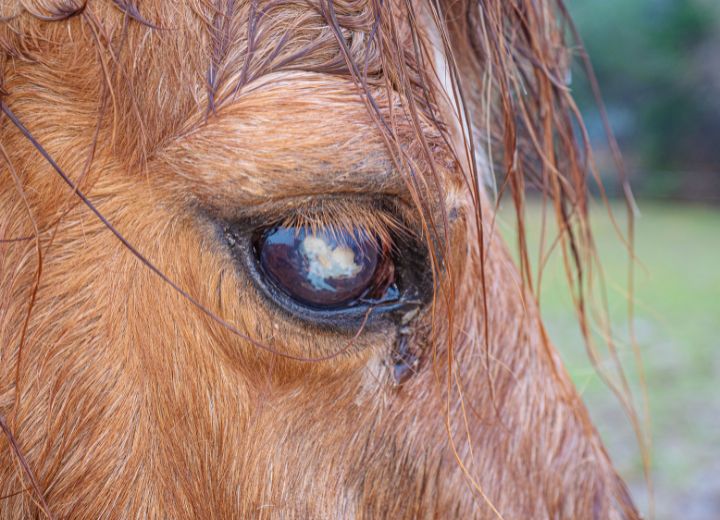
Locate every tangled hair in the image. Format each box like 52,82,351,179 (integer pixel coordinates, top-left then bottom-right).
0,0,647,518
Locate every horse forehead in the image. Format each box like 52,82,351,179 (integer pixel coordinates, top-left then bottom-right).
6,1,454,176
73,1,430,148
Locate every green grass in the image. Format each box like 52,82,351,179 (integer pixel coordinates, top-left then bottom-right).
500,200,720,519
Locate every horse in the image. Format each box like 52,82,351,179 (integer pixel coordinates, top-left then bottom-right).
0,0,642,518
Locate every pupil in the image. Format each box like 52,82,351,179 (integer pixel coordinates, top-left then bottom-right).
258,226,380,308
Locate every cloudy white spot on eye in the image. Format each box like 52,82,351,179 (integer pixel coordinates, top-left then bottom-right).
301,235,362,291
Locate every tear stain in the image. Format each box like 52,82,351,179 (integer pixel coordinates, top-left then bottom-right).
391,307,422,385
392,334,419,385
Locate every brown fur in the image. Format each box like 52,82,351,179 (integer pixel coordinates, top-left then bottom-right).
0,1,641,518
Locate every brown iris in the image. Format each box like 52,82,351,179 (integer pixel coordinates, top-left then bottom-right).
257,226,397,309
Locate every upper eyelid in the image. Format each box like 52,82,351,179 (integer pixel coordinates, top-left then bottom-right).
152,80,413,213
155,140,404,218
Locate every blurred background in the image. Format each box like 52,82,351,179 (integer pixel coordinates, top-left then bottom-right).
502,1,720,518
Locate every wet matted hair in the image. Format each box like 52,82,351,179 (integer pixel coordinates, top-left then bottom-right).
0,0,648,518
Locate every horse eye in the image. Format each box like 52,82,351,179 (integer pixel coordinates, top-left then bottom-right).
256,226,397,309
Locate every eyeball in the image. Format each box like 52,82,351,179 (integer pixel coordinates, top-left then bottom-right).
257,226,393,309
